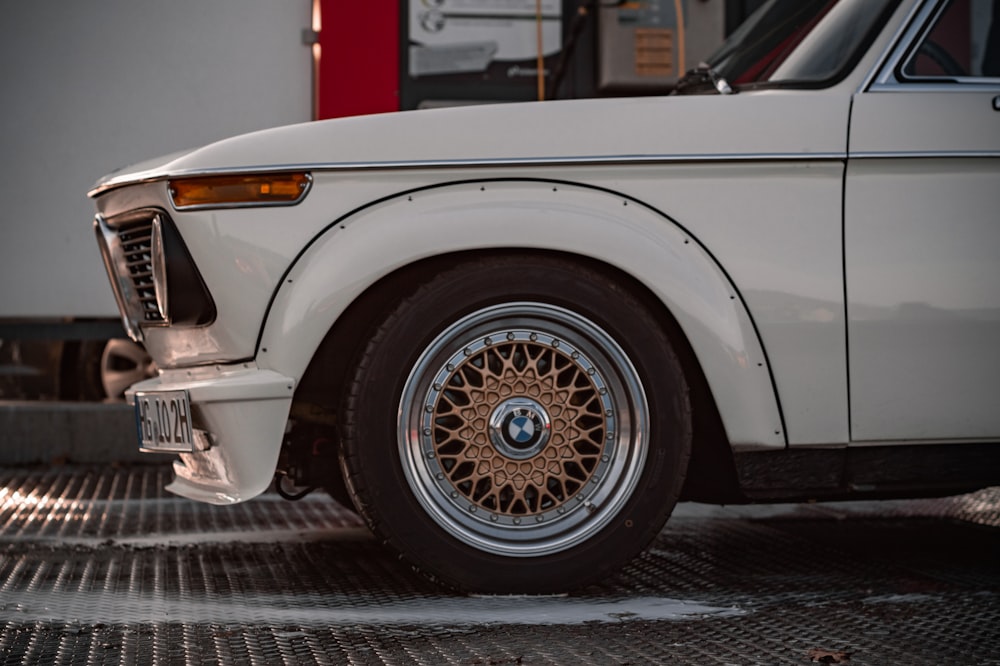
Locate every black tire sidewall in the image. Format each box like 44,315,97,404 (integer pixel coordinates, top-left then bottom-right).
341,257,691,592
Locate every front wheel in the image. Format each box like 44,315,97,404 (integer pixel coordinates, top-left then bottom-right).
339,256,691,592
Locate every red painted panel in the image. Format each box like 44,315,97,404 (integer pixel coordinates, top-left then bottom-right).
318,0,400,119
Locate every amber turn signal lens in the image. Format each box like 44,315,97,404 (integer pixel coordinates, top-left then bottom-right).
169,173,311,209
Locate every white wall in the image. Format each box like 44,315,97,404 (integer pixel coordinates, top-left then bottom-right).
0,0,313,317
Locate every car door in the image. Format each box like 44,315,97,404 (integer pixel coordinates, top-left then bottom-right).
846,0,1000,442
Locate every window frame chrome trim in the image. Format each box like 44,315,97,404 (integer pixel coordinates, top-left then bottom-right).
867,0,1000,91
857,0,929,93
869,0,943,88
869,80,1000,92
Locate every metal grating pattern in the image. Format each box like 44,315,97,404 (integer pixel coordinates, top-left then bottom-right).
0,465,363,544
1,465,998,665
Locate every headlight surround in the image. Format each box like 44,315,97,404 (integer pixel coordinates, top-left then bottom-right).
94,209,217,342
150,214,169,323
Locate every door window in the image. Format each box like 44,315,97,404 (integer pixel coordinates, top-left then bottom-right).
901,0,999,79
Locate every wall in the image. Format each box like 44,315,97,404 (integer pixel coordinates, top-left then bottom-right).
0,0,313,318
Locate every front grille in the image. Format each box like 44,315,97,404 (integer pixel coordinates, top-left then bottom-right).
118,222,164,323
95,208,216,341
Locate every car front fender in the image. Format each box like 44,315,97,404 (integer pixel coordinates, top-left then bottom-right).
257,178,785,450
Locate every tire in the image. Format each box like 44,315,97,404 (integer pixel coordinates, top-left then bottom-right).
339,256,692,592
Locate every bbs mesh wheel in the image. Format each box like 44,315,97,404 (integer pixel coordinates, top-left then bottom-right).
340,256,691,592
401,302,646,556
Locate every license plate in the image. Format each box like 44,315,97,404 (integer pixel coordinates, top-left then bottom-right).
134,390,195,452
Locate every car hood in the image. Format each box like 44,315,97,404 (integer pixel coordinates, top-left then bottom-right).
91,90,849,196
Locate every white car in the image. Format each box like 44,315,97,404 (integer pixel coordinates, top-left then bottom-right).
92,0,1000,592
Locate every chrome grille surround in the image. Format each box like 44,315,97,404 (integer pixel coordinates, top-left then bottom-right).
95,210,170,342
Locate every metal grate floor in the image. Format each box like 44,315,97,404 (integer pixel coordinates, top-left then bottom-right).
1,465,998,665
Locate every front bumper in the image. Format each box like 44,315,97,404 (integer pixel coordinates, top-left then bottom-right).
126,364,294,505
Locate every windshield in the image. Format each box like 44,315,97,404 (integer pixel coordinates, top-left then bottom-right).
684,0,901,92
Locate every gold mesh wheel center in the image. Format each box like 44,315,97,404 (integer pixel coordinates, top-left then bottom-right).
402,303,646,557
430,337,608,517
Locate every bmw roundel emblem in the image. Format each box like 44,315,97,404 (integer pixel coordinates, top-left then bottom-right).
488,398,552,458
501,407,545,450
507,415,536,443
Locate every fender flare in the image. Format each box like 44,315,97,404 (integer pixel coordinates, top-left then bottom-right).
257,178,785,450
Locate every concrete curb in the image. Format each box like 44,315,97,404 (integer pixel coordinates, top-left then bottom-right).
0,402,173,464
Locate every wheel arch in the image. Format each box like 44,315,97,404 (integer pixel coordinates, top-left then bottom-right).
258,178,785,472
291,246,746,502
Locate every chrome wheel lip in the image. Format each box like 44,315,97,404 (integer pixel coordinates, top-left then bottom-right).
398,302,648,558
